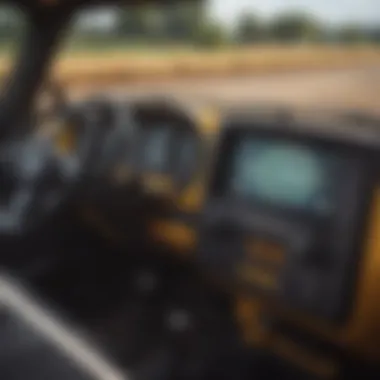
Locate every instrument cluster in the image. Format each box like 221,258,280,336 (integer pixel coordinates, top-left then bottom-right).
80,96,204,246
131,99,201,200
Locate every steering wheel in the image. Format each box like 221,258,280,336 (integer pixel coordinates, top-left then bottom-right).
0,84,107,236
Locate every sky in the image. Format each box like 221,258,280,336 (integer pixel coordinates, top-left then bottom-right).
209,0,380,27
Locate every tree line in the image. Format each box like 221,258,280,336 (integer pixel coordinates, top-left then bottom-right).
0,3,379,48
74,4,380,48
234,12,380,46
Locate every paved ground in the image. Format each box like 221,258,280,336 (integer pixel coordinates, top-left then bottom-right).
70,67,380,115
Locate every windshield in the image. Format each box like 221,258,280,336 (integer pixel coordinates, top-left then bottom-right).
0,2,375,112
56,2,379,112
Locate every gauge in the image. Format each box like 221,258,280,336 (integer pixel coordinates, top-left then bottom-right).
140,125,172,172
174,130,199,186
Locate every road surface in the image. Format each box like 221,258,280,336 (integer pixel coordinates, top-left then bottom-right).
70,67,380,114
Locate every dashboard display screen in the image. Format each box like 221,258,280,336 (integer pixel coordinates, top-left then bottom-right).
227,137,343,215
140,125,172,172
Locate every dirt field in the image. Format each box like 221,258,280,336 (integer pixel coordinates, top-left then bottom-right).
55,46,380,87
69,67,380,115
1,46,380,87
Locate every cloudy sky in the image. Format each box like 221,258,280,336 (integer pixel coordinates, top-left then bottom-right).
209,0,380,26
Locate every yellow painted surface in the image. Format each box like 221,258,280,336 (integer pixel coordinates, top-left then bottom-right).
235,187,380,363
246,238,285,265
235,264,279,291
55,124,77,155
149,220,197,254
272,336,339,378
142,174,174,197
197,106,221,135
175,106,220,213
148,106,221,252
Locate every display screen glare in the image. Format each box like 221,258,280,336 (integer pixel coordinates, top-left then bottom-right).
228,137,341,215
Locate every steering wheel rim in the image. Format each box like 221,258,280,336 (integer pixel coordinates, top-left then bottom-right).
0,88,107,236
